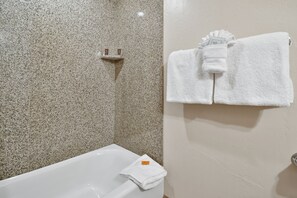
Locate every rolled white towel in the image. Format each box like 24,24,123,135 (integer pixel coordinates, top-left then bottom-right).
202,44,228,73
120,154,167,190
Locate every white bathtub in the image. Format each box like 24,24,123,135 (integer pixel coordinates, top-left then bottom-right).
0,144,164,198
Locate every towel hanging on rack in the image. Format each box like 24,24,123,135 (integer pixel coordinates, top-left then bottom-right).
214,32,294,107
167,31,293,107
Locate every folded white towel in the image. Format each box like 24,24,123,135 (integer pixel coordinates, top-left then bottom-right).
166,49,214,104
120,154,167,190
202,44,228,73
214,32,294,106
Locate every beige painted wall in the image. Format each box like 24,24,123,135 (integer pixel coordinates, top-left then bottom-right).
164,0,297,197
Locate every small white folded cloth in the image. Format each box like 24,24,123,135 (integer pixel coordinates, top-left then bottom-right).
120,154,167,190
202,44,228,73
166,48,214,104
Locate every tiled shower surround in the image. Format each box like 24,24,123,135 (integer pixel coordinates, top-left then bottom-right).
0,0,163,179
113,0,163,164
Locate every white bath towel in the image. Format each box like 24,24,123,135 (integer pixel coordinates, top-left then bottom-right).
202,44,228,73
214,32,294,106
120,154,167,190
166,48,214,104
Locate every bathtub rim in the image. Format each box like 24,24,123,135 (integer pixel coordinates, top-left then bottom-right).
0,144,138,187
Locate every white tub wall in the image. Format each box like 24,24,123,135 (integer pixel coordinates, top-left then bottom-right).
0,144,164,198
164,0,297,198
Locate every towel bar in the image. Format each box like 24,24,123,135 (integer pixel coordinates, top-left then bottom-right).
291,153,297,166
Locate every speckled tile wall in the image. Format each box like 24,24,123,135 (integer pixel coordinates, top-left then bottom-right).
0,0,163,180
113,0,163,164
0,0,116,179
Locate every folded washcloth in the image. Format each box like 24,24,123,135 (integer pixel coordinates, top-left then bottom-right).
120,154,167,190
166,48,214,104
202,44,228,73
214,32,294,106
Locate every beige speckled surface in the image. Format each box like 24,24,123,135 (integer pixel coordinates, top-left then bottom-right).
113,0,163,164
0,0,163,179
0,0,116,179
